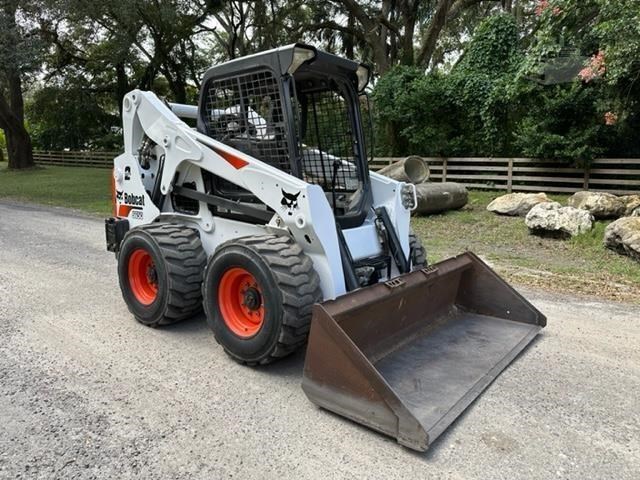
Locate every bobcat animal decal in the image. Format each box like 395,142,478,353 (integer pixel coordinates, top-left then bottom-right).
280,189,301,216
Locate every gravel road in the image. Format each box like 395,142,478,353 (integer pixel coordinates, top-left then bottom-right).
0,200,638,479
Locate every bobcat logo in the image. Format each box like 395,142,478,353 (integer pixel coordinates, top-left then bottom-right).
280,189,300,216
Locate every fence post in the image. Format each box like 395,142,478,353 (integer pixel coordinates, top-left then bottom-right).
442,158,447,183
507,158,514,193
583,167,590,190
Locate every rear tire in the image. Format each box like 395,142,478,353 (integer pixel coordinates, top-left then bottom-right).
409,230,427,270
202,234,322,365
117,223,206,327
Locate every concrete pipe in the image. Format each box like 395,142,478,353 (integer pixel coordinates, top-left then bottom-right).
377,156,429,184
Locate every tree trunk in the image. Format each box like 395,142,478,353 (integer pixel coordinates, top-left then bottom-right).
0,0,33,169
344,13,355,59
164,70,187,104
398,0,419,66
116,61,129,117
4,126,34,169
417,0,454,68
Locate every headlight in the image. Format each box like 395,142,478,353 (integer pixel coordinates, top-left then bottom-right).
287,46,316,74
401,184,417,211
356,64,371,92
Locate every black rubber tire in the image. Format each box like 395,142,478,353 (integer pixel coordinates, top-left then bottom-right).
202,234,323,366
409,230,427,270
117,223,206,327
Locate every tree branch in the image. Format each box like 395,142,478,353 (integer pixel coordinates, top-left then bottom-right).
416,0,455,66
306,20,366,42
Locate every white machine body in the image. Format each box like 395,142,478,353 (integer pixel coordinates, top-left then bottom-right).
113,90,413,300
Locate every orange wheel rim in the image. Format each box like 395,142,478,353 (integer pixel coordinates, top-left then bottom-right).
128,248,158,305
218,267,265,338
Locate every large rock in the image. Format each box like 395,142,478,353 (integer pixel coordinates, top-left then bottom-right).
525,202,594,237
604,217,640,262
414,182,468,215
567,191,626,219
486,192,550,217
619,194,640,216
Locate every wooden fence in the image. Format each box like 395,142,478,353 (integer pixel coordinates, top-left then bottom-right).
371,157,640,196
30,151,640,196
32,150,117,168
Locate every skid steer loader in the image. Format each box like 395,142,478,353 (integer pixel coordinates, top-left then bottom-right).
105,44,546,451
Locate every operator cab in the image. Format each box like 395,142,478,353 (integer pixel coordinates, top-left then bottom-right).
197,44,372,228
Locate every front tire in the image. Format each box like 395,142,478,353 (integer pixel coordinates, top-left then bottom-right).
202,235,322,365
117,223,206,327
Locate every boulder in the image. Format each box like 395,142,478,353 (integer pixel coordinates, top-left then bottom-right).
525,202,594,237
486,192,550,217
414,182,468,215
567,191,625,219
604,217,640,262
377,156,429,184
619,194,640,216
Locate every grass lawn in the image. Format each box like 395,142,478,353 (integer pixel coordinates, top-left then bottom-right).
0,162,112,216
412,190,640,303
1,162,638,302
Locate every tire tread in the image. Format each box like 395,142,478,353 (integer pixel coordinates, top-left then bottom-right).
209,234,322,365
409,230,428,270
125,223,206,327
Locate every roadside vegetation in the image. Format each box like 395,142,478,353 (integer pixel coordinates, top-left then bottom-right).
0,162,111,216
1,163,637,302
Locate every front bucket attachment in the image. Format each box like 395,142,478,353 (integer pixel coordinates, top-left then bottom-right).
302,252,546,451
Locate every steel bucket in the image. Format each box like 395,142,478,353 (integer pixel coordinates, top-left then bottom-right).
302,252,546,451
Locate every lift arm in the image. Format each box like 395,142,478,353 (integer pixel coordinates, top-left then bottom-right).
119,89,347,297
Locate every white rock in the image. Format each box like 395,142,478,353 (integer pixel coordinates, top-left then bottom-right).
525,202,594,237
567,191,625,219
486,192,550,217
619,195,640,216
604,217,640,262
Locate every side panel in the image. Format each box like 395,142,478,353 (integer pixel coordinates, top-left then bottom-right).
113,153,160,227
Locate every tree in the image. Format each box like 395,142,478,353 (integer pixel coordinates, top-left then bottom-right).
522,0,640,159
26,80,120,150
306,0,514,74
208,1,309,61
0,0,39,169
49,0,221,107
373,14,523,156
